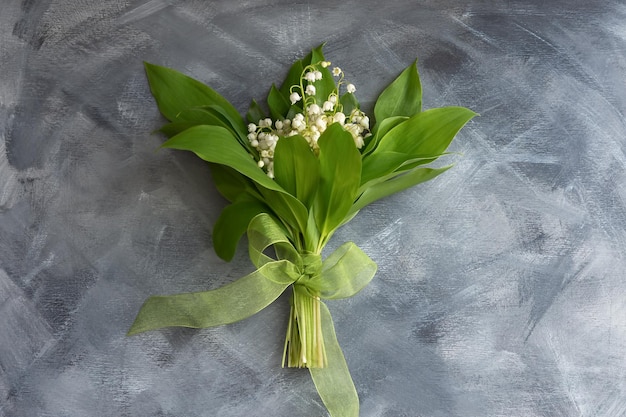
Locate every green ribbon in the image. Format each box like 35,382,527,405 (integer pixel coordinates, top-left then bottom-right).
128,213,377,417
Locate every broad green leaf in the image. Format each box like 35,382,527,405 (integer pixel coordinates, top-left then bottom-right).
246,99,265,124
144,62,245,134
286,104,303,120
213,198,269,261
209,164,260,203
352,166,452,213
157,106,235,138
312,64,336,105
340,92,359,117
306,44,336,105
194,105,249,143
273,135,320,208
361,151,438,186
304,209,321,253
256,185,309,238
314,123,362,240
375,106,476,156
374,60,422,123
279,60,305,99
161,125,286,195
267,84,290,119
159,121,199,138
310,43,327,64
362,116,408,156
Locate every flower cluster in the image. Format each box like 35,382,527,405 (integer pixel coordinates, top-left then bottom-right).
246,63,371,178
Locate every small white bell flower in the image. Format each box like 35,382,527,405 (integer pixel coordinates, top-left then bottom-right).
289,92,302,104
304,72,317,83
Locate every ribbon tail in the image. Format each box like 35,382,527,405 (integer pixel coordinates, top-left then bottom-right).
309,302,359,417
128,260,297,335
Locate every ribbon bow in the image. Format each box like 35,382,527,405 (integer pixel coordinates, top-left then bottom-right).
128,213,377,417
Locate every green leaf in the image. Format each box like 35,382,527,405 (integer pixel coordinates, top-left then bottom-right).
246,99,265,124
352,166,452,213
361,151,438,186
312,65,336,105
256,185,309,238
213,198,269,261
362,116,408,156
314,123,362,241
161,125,286,195
375,106,476,156
273,135,320,208
310,43,327,64
144,62,245,133
209,164,258,203
279,60,305,99
158,121,200,138
339,92,359,117
157,106,235,138
267,84,290,119
164,127,309,234
374,60,422,123
194,105,249,145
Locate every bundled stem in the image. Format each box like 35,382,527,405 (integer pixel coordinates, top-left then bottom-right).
283,284,327,368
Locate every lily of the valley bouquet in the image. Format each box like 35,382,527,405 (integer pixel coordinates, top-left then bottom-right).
129,44,475,416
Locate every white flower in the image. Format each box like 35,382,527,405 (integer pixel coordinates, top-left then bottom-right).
346,83,356,93
259,118,273,128
275,120,284,130
354,135,364,149
360,116,370,128
247,132,257,141
333,112,346,124
307,104,321,115
321,61,331,68
332,67,342,77
328,94,338,104
304,71,317,83
322,101,334,112
248,123,257,133
314,70,322,80
292,117,305,130
289,92,302,104
305,85,316,95
315,117,327,131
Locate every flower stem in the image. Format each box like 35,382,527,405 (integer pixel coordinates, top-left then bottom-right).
283,285,327,368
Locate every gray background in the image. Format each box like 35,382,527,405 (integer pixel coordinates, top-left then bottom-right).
2,1,625,416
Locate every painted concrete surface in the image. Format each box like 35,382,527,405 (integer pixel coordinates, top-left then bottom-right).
2,1,626,416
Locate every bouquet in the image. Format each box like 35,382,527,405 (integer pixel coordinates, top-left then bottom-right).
128,43,475,416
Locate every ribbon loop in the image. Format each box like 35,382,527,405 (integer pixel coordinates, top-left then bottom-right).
308,242,378,299
127,260,299,335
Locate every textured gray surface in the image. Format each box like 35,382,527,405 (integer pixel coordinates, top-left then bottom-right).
2,0,626,416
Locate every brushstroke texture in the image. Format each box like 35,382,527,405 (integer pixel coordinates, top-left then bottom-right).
1,0,625,416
